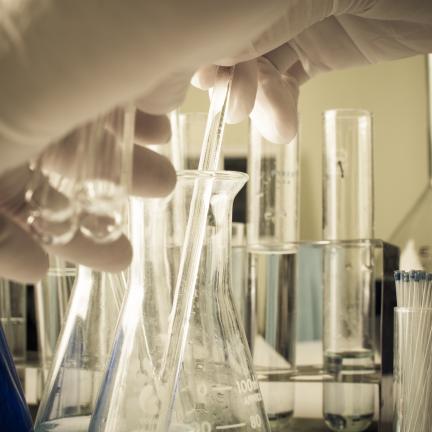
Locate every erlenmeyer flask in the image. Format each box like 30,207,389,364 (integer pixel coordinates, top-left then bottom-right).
89,195,170,432
91,171,270,432
391,54,432,270
34,266,126,432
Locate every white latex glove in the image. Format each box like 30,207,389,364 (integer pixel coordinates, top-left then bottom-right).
1,0,430,282
193,0,432,144
0,0,294,282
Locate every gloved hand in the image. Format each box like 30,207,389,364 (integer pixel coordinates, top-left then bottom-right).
193,0,432,144
0,0,295,282
1,0,431,282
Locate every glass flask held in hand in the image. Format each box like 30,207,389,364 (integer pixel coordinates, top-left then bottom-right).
34,267,126,432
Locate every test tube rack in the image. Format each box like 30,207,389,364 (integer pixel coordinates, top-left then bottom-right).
293,240,397,432
247,239,399,432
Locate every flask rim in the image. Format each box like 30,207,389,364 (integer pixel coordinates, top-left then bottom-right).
323,108,372,120
177,170,248,182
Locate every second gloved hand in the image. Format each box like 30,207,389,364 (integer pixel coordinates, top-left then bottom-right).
0,0,294,282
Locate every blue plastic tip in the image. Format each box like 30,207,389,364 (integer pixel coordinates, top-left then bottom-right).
402,272,410,282
394,270,401,281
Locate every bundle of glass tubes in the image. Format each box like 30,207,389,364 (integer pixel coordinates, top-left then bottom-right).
394,270,432,431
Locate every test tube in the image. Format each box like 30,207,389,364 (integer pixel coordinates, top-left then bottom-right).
146,111,185,171
247,122,299,427
77,106,134,243
231,223,248,337
322,109,375,432
34,255,76,380
179,112,224,170
0,279,27,362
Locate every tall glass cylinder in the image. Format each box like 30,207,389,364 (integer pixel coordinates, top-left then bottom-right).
247,123,299,427
179,112,224,170
35,256,75,380
322,109,375,432
0,279,27,362
323,109,374,240
231,223,248,333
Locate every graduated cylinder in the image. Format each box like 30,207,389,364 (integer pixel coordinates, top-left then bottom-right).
247,123,299,427
322,109,376,432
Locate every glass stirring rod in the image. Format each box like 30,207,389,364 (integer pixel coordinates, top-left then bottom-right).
157,66,235,431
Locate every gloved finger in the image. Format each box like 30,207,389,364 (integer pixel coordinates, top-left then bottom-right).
131,145,176,197
191,65,218,90
107,110,172,145
134,111,171,145
38,139,176,198
226,60,258,124
135,70,193,115
0,164,134,274
0,214,48,283
82,109,171,146
0,152,176,271
193,62,258,124
46,232,132,273
250,57,299,144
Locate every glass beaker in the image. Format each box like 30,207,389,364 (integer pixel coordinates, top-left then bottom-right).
322,109,375,432
91,171,270,432
0,279,27,362
247,123,299,427
35,255,76,380
34,266,125,432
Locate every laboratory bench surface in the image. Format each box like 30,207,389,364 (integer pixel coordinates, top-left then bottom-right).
21,353,379,431
281,419,377,431
26,412,379,432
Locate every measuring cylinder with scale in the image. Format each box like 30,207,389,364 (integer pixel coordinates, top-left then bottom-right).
247,122,299,428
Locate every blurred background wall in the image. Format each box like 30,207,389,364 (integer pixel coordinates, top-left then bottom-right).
181,55,428,243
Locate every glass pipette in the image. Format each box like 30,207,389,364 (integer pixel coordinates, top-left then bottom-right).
157,66,234,430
